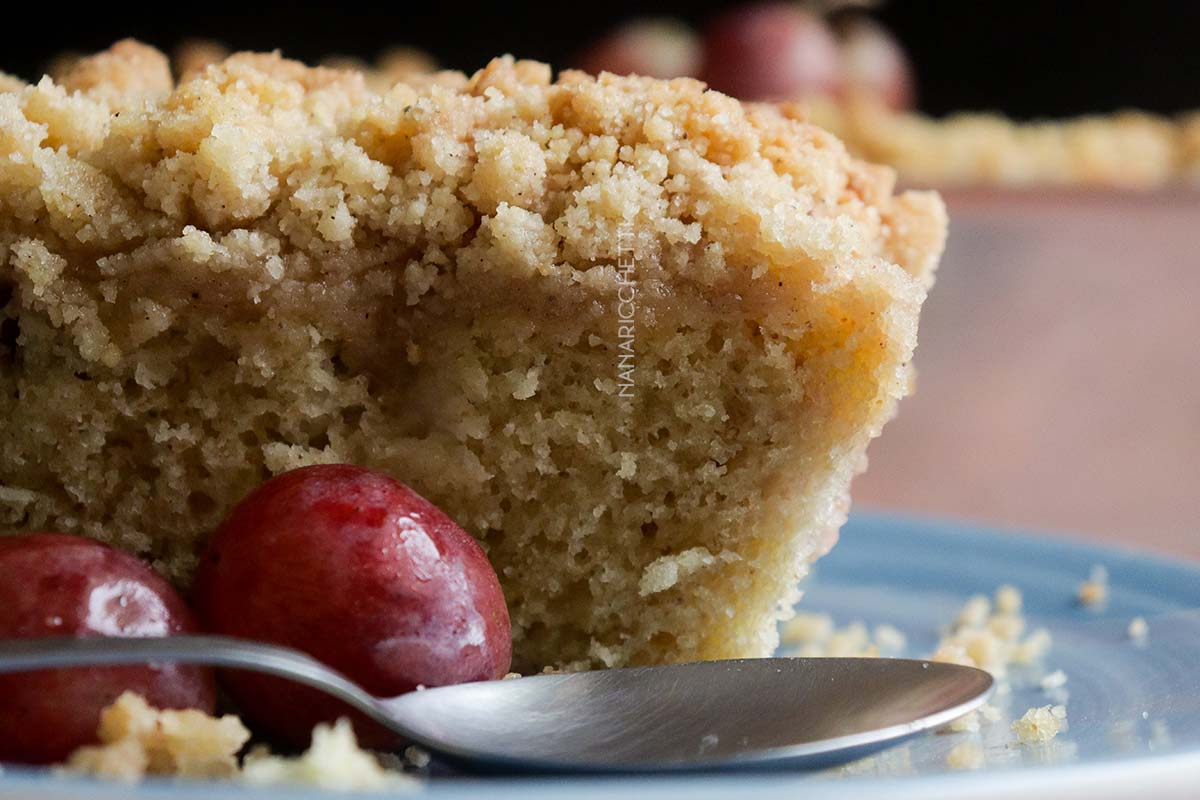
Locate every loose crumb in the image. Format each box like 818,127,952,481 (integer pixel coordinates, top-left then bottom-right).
988,613,1025,641
1077,565,1109,607
1011,628,1053,665
780,612,835,646
944,711,980,733
946,741,985,770
1040,669,1068,691
929,641,973,668
64,693,249,782
402,745,432,770
783,585,1058,693
825,622,879,657
956,595,992,628
1128,616,1149,641
939,703,1000,736
932,592,1051,677
872,623,908,655
242,719,418,792
994,585,1023,615
778,614,904,658
1012,705,1067,744
64,694,418,789
978,704,1003,723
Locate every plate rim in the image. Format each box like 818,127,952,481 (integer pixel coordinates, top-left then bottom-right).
3,511,1199,798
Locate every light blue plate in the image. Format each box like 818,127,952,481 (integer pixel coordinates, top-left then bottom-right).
6,513,1200,799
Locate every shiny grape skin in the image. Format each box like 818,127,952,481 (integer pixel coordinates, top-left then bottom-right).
0,533,216,764
192,464,512,748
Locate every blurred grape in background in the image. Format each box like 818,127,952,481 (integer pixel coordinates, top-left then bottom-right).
7,1,1198,116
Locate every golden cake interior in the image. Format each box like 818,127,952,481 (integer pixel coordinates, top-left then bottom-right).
0,42,945,672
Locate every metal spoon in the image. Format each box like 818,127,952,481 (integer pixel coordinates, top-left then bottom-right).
0,635,992,773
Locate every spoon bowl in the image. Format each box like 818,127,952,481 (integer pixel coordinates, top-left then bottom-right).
0,636,993,773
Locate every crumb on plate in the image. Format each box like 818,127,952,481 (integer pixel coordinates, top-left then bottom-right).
779,614,907,658
242,719,418,792
1040,669,1068,691
1077,565,1109,607
978,704,1003,723
778,615,879,658
1011,627,1053,665
780,612,836,646
944,711,981,734
402,745,432,770
872,623,907,654
946,740,985,770
994,584,1023,615
63,692,249,782
931,588,1050,677
1012,704,1067,745
64,693,418,790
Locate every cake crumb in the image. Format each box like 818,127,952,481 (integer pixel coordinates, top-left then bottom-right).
780,612,835,646
978,703,1003,723
872,624,907,655
1040,669,1068,691
64,693,249,782
1011,628,1053,665
994,585,1023,615
943,711,980,733
1077,565,1109,607
824,622,879,657
65,694,417,789
242,719,417,792
402,745,432,770
946,741,985,770
956,595,992,628
1012,705,1067,744
929,641,973,667
637,547,723,597
940,703,1001,735
779,615,907,658
1128,616,1149,641
988,613,1025,641
931,592,1052,676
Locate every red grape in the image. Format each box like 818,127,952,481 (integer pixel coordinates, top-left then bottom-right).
575,18,702,80
839,17,914,110
0,533,215,764
701,3,843,101
192,464,512,747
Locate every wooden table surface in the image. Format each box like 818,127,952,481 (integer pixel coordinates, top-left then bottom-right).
855,190,1200,559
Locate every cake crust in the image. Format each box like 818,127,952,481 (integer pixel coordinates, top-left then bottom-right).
0,42,945,670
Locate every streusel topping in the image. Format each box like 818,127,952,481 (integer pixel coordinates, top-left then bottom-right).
1,41,943,670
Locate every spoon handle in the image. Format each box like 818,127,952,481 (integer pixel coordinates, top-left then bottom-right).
0,635,412,740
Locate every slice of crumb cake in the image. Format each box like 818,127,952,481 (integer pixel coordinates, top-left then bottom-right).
0,42,945,671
